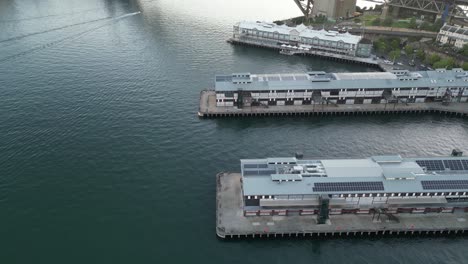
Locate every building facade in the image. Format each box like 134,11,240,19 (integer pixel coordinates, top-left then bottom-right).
312,0,357,19
214,69,468,107
233,21,371,57
240,154,468,216
437,24,468,49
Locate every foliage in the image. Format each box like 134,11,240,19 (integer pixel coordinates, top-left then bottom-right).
390,39,400,50
460,44,468,57
462,62,468,70
404,45,414,55
416,49,425,60
408,17,417,29
427,54,441,65
382,17,393,27
371,17,381,26
314,14,328,24
389,49,401,60
420,21,431,31
354,18,361,23
433,58,455,69
432,19,443,32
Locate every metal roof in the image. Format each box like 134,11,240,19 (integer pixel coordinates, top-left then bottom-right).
241,156,468,196
215,69,468,92
235,21,362,45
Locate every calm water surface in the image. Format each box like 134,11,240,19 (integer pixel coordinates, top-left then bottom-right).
1,0,468,263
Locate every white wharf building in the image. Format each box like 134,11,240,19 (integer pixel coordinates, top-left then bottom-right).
214,69,468,107
240,154,468,216
232,21,372,57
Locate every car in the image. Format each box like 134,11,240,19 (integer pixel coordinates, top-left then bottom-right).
397,62,403,66
420,64,425,68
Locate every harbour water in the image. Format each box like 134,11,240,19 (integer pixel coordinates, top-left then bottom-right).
1,0,468,263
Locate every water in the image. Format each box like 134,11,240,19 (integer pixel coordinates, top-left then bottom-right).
1,0,468,263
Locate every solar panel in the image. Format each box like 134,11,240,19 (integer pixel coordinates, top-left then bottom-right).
443,160,464,170
313,181,384,192
461,160,468,170
243,169,276,176
421,180,468,190
416,160,445,171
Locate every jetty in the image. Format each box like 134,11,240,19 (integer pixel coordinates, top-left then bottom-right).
199,90,468,118
217,152,468,239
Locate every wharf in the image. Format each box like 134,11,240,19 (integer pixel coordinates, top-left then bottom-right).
228,37,382,69
216,173,468,239
199,90,468,118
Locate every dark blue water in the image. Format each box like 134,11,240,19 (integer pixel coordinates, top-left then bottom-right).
1,0,468,263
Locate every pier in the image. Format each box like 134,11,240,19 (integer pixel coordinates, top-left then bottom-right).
199,90,468,118
216,172,468,239
228,37,382,69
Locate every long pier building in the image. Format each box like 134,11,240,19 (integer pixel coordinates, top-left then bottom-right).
214,69,468,108
233,21,370,57
240,154,468,216
216,152,468,239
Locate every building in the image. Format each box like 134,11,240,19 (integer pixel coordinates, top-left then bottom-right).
240,153,468,216
437,24,468,49
232,21,371,57
311,0,357,20
214,69,468,107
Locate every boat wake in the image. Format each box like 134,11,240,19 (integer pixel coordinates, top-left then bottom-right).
0,11,141,63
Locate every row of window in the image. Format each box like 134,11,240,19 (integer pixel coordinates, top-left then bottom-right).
245,191,468,200
218,87,466,95
239,28,353,49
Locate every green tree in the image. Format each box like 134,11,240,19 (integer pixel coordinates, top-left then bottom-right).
462,62,468,70
389,50,401,60
382,17,393,27
409,17,417,29
374,39,388,52
432,19,443,32
404,45,414,55
427,54,441,65
372,17,381,26
354,18,361,23
420,21,431,31
416,49,425,60
460,44,468,56
390,39,400,50
433,58,455,69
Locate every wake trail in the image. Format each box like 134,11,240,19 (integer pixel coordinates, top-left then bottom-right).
0,12,141,63
0,16,112,44
0,7,105,23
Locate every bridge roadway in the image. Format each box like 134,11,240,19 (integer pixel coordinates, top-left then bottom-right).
347,26,438,38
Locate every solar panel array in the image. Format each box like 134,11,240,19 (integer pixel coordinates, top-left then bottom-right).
462,160,468,170
243,163,268,169
421,180,468,190
443,160,464,170
243,169,276,176
416,160,445,171
416,159,468,171
313,181,385,192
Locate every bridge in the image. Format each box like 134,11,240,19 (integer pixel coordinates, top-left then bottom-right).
385,0,468,21
291,0,468,22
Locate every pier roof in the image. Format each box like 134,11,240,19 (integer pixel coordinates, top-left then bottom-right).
235,21,362,44
215,69,468,92
240,156,468,196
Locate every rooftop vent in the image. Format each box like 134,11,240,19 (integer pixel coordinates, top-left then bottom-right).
452,148,463,157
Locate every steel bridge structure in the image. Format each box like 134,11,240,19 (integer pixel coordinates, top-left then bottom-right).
291,0,468,21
